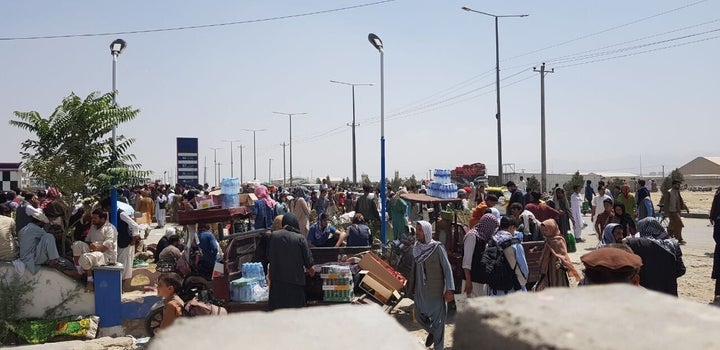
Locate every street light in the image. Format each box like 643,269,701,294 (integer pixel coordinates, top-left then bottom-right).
368,33,387,244
330,80,373,185
222,139,242,178
273,112,307,185
241,129,266,181
237,145,245,184
210,147,222,187
462,6,527,185
109,38,127,227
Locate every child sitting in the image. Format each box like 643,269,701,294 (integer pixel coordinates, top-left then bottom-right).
156,272,184,334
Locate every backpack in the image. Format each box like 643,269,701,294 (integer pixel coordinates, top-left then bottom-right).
183,297,228,317
478,238,521,291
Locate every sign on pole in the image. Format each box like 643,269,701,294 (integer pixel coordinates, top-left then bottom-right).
177,137,199,187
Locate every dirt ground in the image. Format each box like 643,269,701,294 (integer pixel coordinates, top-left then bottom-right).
393,190,719,349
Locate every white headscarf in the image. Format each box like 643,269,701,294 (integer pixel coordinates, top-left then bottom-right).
164,227,176,238
413,220,440,263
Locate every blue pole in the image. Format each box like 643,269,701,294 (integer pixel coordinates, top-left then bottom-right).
379,49,386,244
110,53,118,227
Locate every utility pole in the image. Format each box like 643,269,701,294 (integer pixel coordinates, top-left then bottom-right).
268,158,273,183
241,129,266,181
281,142,287,187
533,63,554,194
330,80,373,185
222,140,242,178
662,165,665,178
210,147,221,187
217,162,223,186
237,145,245,185
273,112,307,185
203,156,208,185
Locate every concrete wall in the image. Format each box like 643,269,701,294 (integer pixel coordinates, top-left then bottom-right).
150,304,423,350
454,284,720,350
0,263,93,318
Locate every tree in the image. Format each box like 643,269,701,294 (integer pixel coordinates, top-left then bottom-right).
10,91,148,195
661,168,684,192
404,174,418,190
526,176,541,193
562,171,584,199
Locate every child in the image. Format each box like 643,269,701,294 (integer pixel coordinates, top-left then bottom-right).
156,273,184,333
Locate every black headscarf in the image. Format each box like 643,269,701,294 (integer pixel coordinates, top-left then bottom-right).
281,212,301,233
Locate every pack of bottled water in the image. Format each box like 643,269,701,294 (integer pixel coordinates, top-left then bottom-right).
242,262,266,286
428,169,457,199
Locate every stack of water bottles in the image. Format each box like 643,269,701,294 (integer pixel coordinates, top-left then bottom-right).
427,169,457,199
220,177,240,209
230,262,268,302
320,264,354,302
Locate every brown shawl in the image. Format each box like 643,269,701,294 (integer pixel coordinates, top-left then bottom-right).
539,219,581,281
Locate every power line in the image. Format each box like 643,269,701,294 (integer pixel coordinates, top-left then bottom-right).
502,0,711,62
548,27,720,65
556,33,720,69
0,0,396,41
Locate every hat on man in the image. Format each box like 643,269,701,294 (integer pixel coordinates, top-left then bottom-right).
32,212,50,224
581,247,642,273
505,181,516,188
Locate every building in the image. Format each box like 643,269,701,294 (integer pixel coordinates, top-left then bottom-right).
0,162,21,192
678,156,720,187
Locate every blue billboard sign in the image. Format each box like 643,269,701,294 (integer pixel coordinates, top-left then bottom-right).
176,137,199,186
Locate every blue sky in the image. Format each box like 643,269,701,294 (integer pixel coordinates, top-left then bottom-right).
1,0,718,185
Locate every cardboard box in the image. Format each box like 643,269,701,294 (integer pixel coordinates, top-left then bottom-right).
197,195,215,209
239,193,258,207
359,252,406,291
358,271,401,304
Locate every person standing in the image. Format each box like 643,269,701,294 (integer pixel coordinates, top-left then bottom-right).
155,189,168,229
570,185,586,243
615,184,637,220
355,185,381,230
407,220,454,350
661,180,689,244
518,176,527,194
136,190,155,226
388,189,409,241
196,223,219,278
710,186,720,304
290,187,311,237
486,216,529,296
552,188,572,239
0,204,18,261
253,185,277,230
625,217,685,296
534,219,581,291
463,214,497,298
592,185,612,223
594,198,615,240
584,180,595,210
506,181,525,208
267,213,315,310
525,192,563,223
102,198,141,291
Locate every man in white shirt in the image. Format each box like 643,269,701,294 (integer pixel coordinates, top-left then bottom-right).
592,185,613,223
570,185,586,242
72,209,117,291
101,198,142,291
518,176,527,193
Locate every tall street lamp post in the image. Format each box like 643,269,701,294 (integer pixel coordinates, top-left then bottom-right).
330,80,373,185
222,139,242,178
462,6,527,185
368,33,387,244
273,112,306,185
241,129,266,181
109,38,126,227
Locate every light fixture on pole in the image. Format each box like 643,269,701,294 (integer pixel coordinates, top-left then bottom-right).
273,112,307,185
222,139,242,178
462,6,527,185
368,32,387,244
241,129,266,181
109,38,127,227
330,80,373,185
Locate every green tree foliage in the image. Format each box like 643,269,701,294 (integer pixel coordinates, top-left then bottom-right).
562,171,584,198
10,91,149,195
404,174,418,189
661,168,684,192
526,176,541,192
